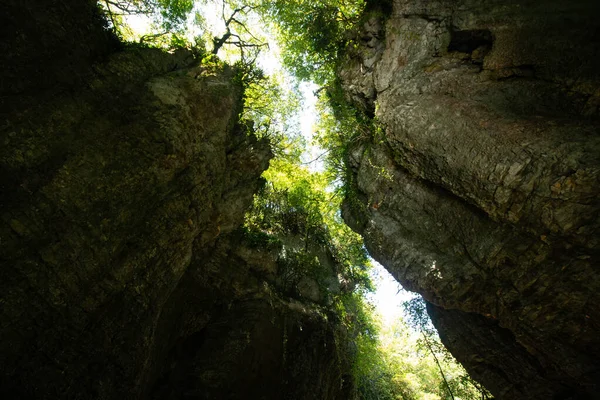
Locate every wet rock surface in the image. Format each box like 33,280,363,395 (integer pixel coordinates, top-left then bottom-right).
341,0,600,398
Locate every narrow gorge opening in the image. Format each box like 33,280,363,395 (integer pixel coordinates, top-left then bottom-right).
1,0,598,399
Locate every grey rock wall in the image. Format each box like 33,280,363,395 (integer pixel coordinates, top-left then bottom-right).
340,0,600,397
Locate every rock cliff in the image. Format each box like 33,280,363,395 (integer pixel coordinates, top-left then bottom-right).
0,1,352,399
340,0,600,398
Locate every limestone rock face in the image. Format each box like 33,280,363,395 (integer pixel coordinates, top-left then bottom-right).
0,1,352,399
340,0,600,397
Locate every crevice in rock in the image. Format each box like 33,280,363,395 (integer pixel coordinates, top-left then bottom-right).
447,29,493,55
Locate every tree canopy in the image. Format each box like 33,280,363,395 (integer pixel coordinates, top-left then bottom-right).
100,0,195,35
255,0,366,83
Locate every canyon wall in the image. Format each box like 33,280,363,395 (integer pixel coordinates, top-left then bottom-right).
340,0,600,398
0,1,353,398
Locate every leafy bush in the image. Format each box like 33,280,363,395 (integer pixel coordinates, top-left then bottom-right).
244,157,372,295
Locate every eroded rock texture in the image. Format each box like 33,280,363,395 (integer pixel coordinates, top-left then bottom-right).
0,1,352,399
341,0,600,398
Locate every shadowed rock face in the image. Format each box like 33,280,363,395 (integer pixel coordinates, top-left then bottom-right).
148,235,353,400
340,0,600,398
0,1,353,399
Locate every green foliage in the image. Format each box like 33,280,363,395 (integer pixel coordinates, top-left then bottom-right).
245,157,391,399
208,2,269,63
252,0,366,84
239,72,303,155
403,297,493,400
239,226,282,250
101,0,267,66
157,0,195,30
314,80,377,185
245,157,372,294
344,307,492,400
338,294,398,400
100,0,195,36
337,294,492,400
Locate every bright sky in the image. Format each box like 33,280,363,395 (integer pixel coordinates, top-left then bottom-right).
123,3,415,326
368,260,418,325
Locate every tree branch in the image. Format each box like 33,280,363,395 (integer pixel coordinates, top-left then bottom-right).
212,1,267,57
421,330,455,400
104,0,118,29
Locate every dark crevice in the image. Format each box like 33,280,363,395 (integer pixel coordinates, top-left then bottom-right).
365,0,393,14
399,14,445,23
448,29,493,59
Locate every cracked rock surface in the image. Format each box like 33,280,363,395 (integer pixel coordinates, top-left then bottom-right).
340,0,600,398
